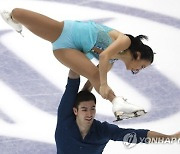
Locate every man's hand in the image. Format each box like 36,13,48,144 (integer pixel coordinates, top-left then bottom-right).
172,131,180,139
68,70,80,79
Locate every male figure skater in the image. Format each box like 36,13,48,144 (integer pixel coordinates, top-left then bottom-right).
55,69,180,154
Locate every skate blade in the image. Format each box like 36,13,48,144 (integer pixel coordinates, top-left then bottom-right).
16,30,24,37
113,110,147,122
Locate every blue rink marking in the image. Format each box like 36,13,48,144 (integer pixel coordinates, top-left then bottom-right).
42,0,180,29
0,30,63,121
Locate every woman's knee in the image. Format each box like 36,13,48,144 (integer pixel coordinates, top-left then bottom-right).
86,68,99,80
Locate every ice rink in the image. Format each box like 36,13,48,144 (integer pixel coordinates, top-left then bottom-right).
0,0,180,153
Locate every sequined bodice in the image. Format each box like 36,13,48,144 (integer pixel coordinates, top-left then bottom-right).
90,24,118,63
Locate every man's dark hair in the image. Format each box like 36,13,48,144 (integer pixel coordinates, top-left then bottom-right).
74,90,96,108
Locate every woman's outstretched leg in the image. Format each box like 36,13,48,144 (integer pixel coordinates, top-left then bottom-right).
9,8,63,42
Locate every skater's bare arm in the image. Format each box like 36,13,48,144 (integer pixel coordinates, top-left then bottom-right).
99,34,130,99
147,131,180,143
81,80,93,92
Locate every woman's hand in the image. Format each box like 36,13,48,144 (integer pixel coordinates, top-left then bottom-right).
99,84,115,99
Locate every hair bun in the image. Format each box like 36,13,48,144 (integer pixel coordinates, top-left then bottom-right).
136,35,148,41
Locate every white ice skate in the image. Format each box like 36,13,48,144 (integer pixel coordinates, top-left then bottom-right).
0,10,23,36
112,96,147,121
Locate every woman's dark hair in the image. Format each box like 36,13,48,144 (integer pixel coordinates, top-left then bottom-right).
74,90,96,108
125,34,154,63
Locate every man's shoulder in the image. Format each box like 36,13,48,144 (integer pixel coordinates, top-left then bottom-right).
93,119,121,132
93,119,113,129
92,119,118,138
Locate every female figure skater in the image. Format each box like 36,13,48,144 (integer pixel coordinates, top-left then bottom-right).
1,8,154,120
